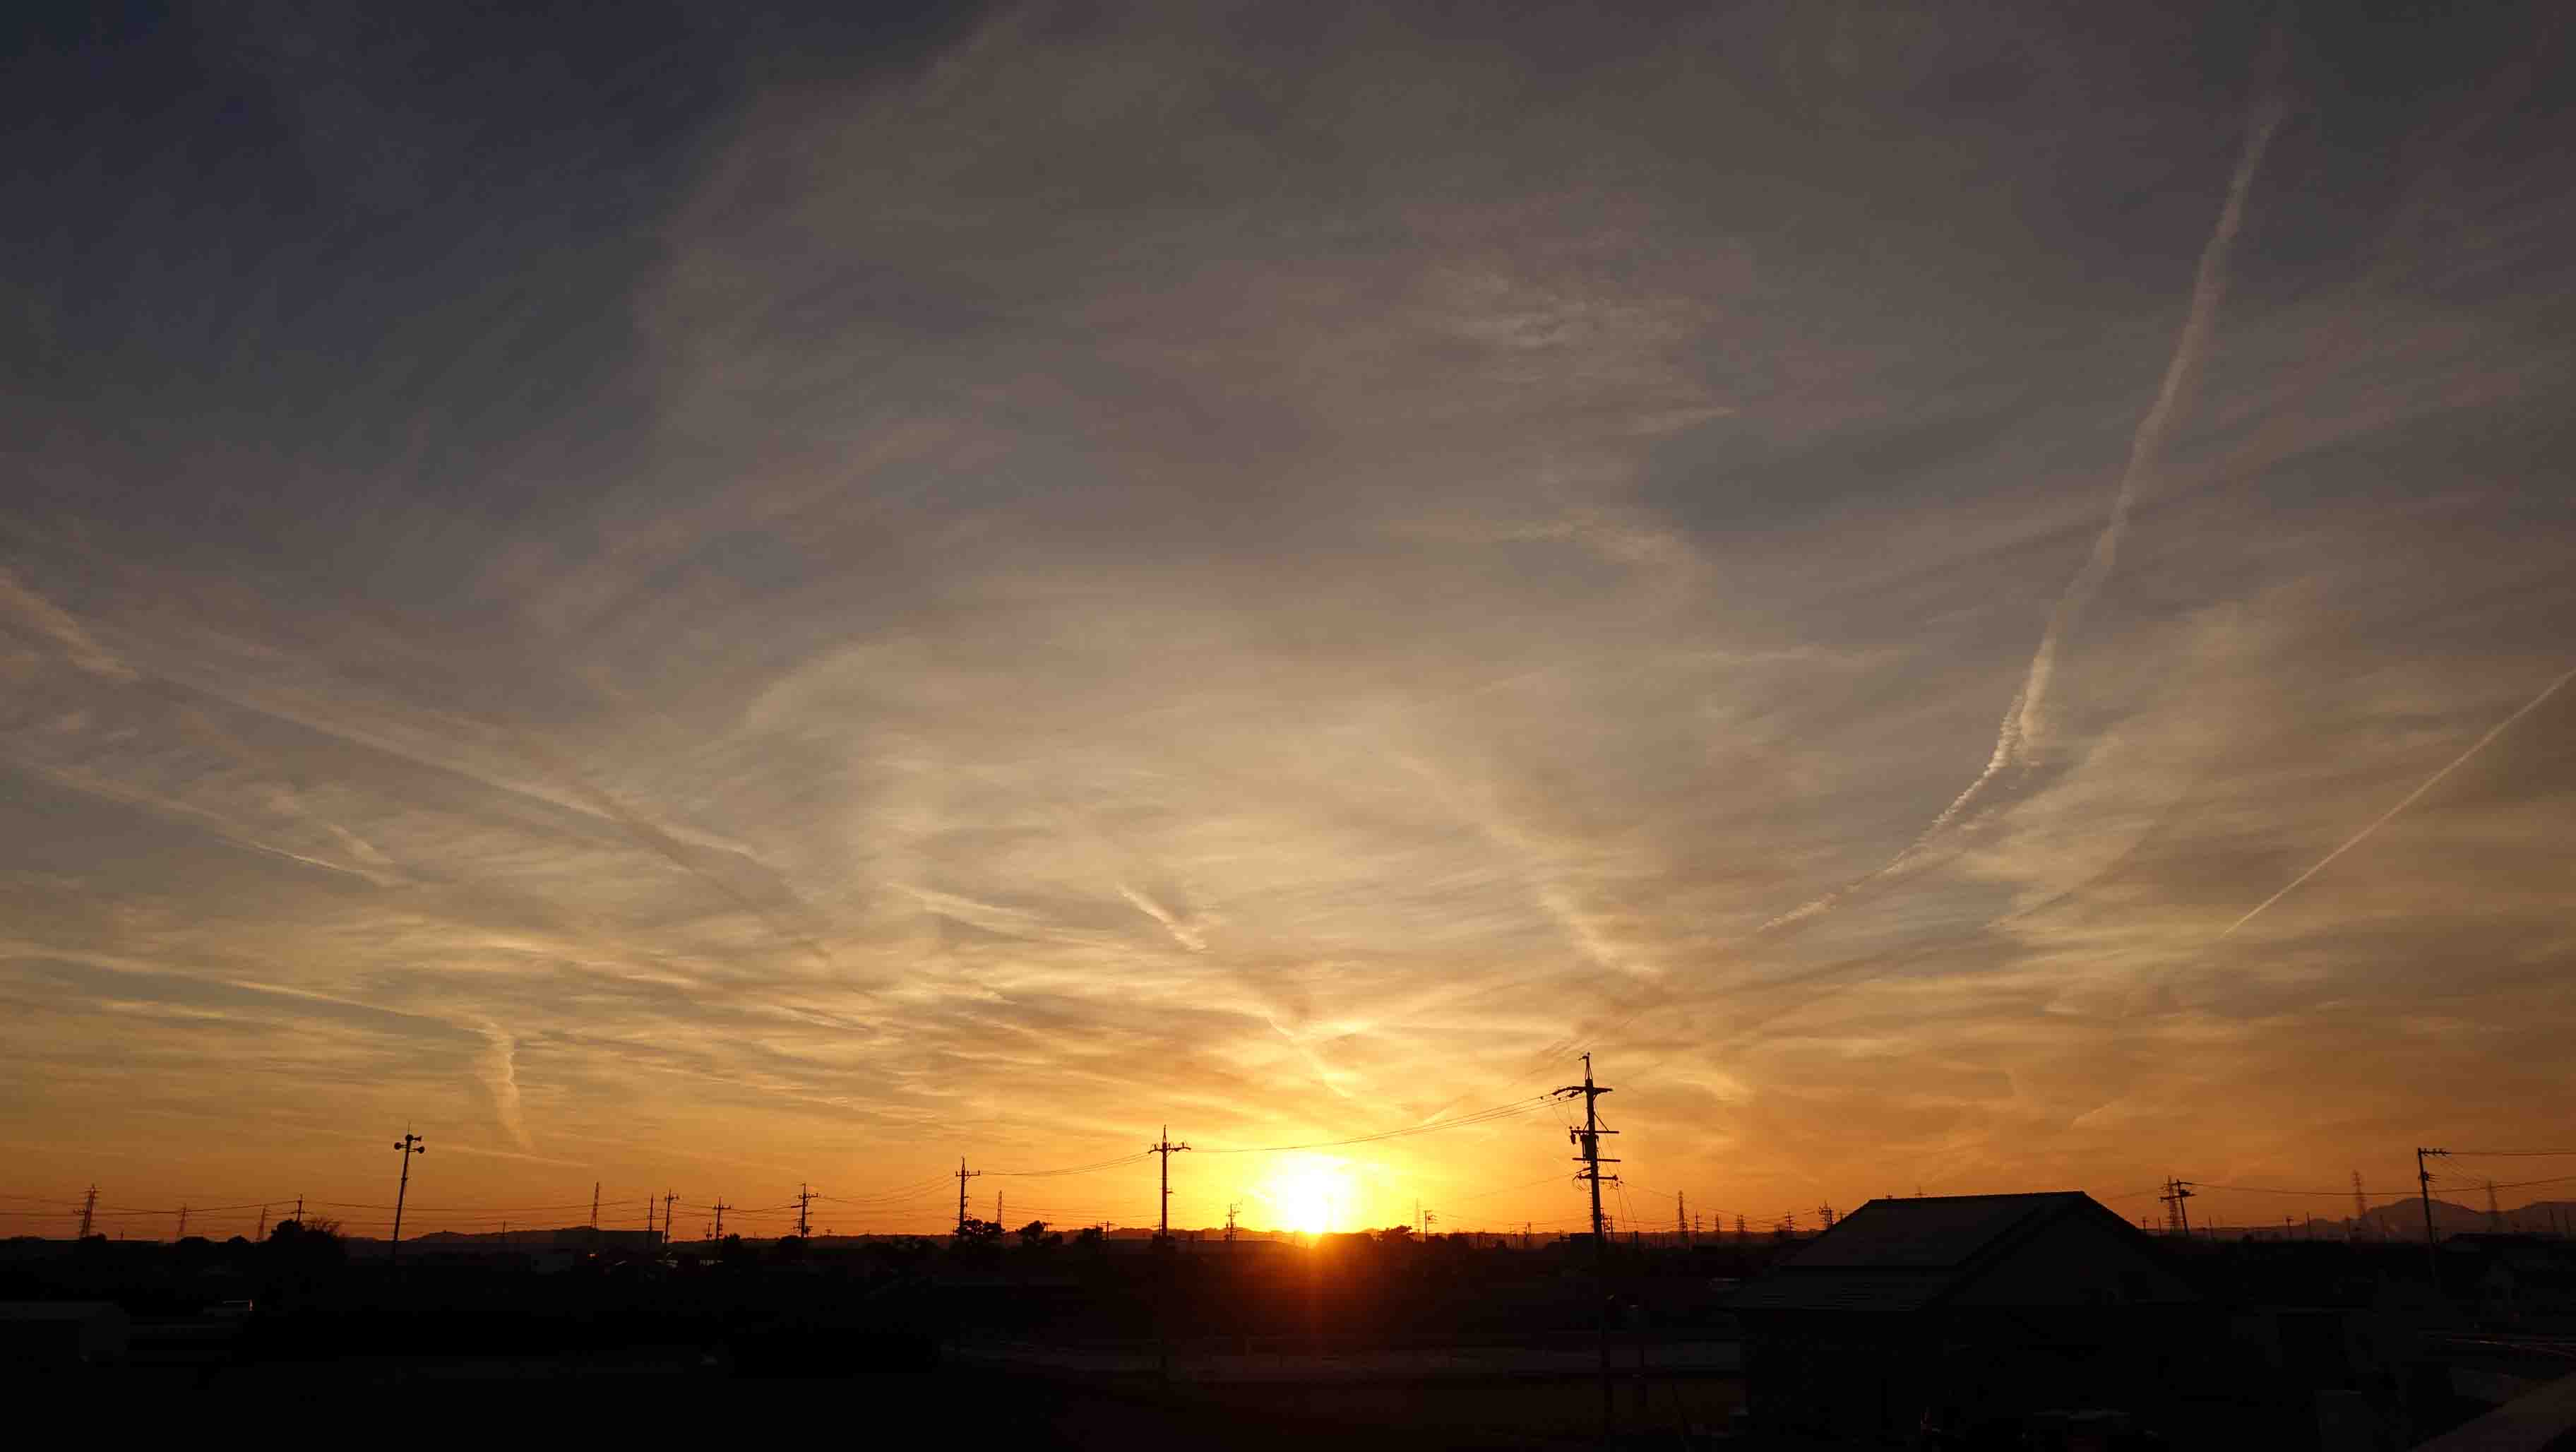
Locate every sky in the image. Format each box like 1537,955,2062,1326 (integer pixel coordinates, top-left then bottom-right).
4,1,2572,1243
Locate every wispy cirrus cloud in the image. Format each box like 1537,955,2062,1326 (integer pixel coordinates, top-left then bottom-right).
1,3,2570,1235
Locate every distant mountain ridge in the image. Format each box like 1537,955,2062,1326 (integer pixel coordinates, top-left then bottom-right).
2196,1198,2576,1237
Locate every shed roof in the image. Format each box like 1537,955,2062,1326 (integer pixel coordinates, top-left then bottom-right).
1730,1191,2174,1314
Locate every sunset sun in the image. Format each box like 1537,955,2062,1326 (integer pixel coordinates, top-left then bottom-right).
1260,1158,1348,1236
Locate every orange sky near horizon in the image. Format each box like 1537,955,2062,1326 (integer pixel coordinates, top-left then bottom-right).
5,6,2574,1245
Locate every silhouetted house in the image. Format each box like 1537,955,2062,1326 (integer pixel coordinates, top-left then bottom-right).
2440,1234,2576,1324
1731,1192,2205,1443
0,1302,129,1366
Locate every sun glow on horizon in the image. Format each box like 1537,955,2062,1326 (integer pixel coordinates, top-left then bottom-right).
1257,1155,1351,1235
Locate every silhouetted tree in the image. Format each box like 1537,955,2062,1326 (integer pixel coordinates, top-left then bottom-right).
1073,1226,1106,1250
264,1218,343,1263
877,1235,939,1269
1016,1219,1061,1249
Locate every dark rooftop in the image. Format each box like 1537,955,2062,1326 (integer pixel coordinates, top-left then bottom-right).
1730,1191,2183,1315
1785,1192,2092,1270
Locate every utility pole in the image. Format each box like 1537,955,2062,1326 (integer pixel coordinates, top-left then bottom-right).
1148,1126,1191,1239
77,1186,96,1239
2352,1172,2371,1240
389,1131,425,1262
711,1197,728,1240
1561,1052,1619,1442
1224,1203,1239,1242
662,1191,678,1245
795,1182,815,1238
176,1206,189,1241
645,1194,655,1237
256,1204,268,1241
955,1157,983,1237
1678,1191,1688,1246
2160,1178,2195,1237
591,1181,601,1230
2416,1148,2447,1280
2486,1180,2500,1233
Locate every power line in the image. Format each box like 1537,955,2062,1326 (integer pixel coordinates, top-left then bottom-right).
2182,1180,2368,1197
1196,1095,1570,1157
2438,1172,2576,1193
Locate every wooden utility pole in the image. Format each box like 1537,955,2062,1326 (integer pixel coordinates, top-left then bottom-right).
2160,1177,2195,1237
2417,1147,2448,1283
955,1157,983,1237
1149,1127,1191,1239
1562,1054,1619,1442
389,1132,425,1261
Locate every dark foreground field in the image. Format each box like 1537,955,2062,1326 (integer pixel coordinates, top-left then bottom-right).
16,1350,1739,1449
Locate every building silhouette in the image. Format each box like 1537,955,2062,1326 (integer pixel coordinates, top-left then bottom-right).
1731,1191,2204,1443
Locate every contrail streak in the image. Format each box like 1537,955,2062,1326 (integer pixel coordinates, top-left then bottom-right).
2017,93,2286,757
1760,94,2284,934
479,1021,533,1150
2221,666,2575,938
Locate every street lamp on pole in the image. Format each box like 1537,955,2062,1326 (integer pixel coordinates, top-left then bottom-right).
390,1133,425,1262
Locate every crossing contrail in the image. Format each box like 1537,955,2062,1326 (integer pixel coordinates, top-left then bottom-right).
2221,666,2575,938
1761,93,2285,934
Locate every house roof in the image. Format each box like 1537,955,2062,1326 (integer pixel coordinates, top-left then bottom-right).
1730,1191,2176,1314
